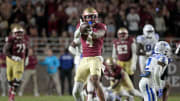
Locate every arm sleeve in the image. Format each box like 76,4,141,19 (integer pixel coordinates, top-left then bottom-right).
68,45,77,55
131,40,137,71
153,65,165,89
92,24,107,38
73,27,81,44
3,37,12,57
112,44,117,59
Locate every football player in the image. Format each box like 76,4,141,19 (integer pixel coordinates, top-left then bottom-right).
112,27,137,82
3,25,29,101
103,57,143,101
136,24,159,73
72,7,107,101
139,41,171,101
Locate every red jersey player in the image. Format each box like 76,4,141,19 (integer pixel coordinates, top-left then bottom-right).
112,27,137,82
72,7,107,101
3,25,29,101
103,57,143,101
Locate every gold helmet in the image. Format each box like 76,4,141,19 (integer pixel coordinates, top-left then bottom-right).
117,27,128,40
82,7,98,23
12,25,24,33
105,57,117,66
12,25,25,38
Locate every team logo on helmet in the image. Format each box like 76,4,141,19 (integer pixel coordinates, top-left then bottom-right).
82,7,98,23
105,57,116,66
154,41,171,56
117,27,128,40
12,25,25,39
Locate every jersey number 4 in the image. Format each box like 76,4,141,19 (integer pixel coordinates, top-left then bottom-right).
16,44,26,53
117,45,128,54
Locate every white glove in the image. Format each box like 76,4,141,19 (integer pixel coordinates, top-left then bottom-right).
175,44,180,54
11,56,22,61
107,86,112,91
146,51,152,56
80,19,85,26
25,57,29,66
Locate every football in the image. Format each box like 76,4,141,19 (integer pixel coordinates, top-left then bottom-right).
80,23,90,33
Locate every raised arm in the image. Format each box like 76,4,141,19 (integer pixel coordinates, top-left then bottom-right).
131,39,138,71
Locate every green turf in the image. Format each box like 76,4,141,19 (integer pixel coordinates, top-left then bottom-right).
0,96,179,101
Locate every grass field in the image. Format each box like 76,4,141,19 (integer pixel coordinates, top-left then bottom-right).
0,96,179,101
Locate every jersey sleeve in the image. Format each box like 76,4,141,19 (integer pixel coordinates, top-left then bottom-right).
158,55,169,66
6,36,13,43
155,33,159,41
144,57,153,72
98,23,107,31
136,35,143,44
73,24,81,44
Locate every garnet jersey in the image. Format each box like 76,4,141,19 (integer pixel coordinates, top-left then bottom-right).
25,55,38,70
77,23,107,57
103,65,123,81
6,35,29,58
0,53,6,68
113,37,134,61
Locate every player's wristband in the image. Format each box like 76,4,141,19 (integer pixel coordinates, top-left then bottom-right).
140,71,151,77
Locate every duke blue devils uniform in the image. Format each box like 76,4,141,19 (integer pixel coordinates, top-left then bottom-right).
139,53,170,101
136,34,159,72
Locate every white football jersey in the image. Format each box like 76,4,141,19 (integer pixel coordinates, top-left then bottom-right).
144,53,169,89
136,34,159,55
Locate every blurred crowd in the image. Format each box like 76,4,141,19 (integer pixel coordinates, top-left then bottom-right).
0,0,180,39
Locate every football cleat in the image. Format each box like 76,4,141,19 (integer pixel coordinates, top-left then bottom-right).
8,93,15,101
8,87,12,97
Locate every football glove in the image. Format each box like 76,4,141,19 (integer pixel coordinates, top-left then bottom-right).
158,89,163,97
11,56,22,61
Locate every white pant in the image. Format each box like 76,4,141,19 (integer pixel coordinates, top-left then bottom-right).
139,78,157,101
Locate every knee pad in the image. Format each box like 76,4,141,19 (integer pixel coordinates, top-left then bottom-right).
90,75,99,88
87,80,96,99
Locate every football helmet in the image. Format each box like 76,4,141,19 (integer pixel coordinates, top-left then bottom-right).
12,25,25,39
105,57,116,66
82,7,98,23
154,41,171,56
117,27,128,40
143,24,155,39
